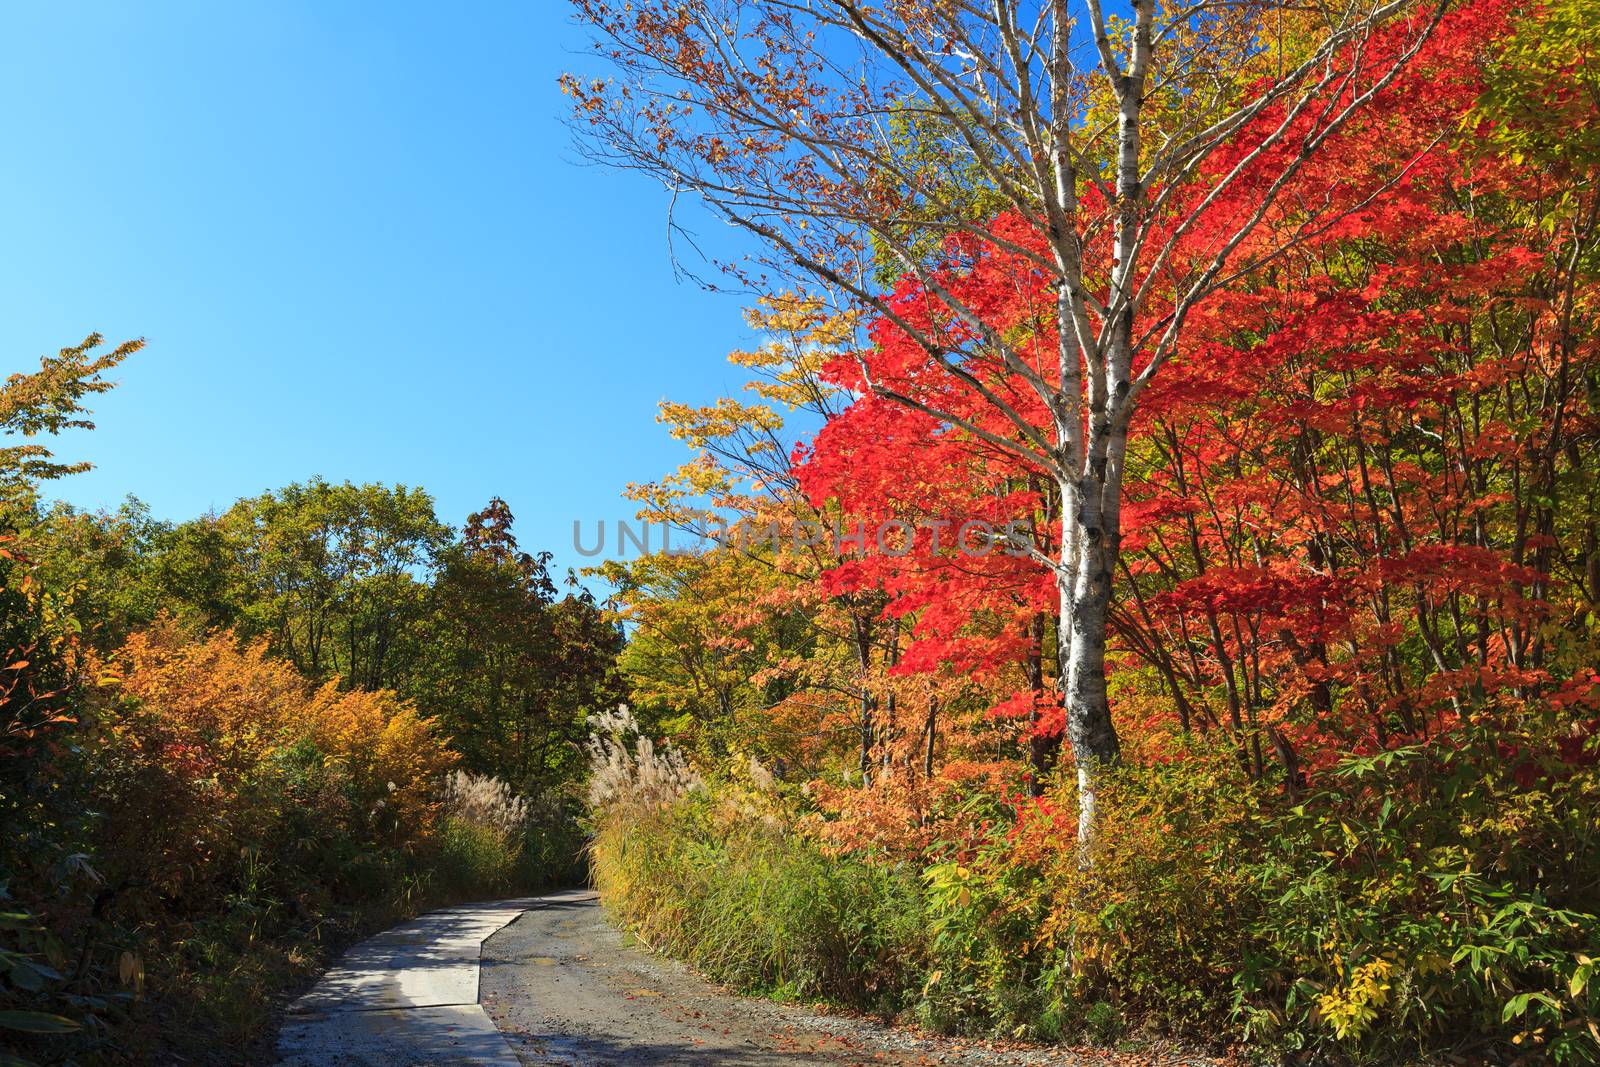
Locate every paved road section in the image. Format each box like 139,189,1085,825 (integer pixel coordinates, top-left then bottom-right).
277,890,1211,1066
277,890,593,1067
480,894,1199,1066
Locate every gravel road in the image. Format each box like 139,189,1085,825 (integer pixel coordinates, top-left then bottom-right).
479,893,1212,1067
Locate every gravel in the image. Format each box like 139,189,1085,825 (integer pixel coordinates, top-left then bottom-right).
479,893,1219,1067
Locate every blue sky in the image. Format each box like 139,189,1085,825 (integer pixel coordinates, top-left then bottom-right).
0,2,757,579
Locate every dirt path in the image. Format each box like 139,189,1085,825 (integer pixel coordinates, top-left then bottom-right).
480,893,1206,1067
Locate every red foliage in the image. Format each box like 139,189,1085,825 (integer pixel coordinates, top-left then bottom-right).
797,0,1600,789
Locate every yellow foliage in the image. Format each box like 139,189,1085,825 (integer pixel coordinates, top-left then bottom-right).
1316,958,1395,1042
302,681,456,835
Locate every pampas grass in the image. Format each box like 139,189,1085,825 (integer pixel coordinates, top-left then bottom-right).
585,704,702,812
441,769,530,841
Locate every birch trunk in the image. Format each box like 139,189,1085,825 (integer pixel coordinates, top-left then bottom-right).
1058,470,1123,846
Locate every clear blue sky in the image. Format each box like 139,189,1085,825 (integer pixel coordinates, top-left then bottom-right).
0,2,757,579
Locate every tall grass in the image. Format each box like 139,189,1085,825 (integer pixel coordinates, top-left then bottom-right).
591,796,923,1010
586,713,1600,1063
441,769,532,838
586,707,923,1010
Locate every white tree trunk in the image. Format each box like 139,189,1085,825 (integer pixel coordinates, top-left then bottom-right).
1058,470,1122,848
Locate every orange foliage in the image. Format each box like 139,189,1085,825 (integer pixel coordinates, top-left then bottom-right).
301,681,457,838
98,620,456,898
109,622,307,782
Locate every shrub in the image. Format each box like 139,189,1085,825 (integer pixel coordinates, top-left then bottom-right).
97,621,457,909
1024,716,1600,1063
433,769,556,898
303,682,458,844
516,789,588,888
60,621,471,1060
431,816,521,900
1040,747,1262,1038
1223,714,1600,1064
591,793,924,1012
588,711,1599,1063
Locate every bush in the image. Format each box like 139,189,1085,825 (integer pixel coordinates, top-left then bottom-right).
1223,714,1600,1064
516,790,588,889
1022,718,1600,1063
1039,747,1263,1039
589,712,1600,1064
37,621,478,1061
592,793,924,1012
432,769,573,898
96,621,458,913
431,816,522,900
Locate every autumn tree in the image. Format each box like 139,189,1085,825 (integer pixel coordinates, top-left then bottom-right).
0,334,142,504
1103,0,1600,777
796,358,1067,789
598,547,814,760
415,497,624,790
1,332,143,781
566,0,1454,842
625,298,912,779
0,334,141,1046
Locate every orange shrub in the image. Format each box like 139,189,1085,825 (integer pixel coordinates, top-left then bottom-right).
302,681,457,840
109,622,306,773
97,620,456,903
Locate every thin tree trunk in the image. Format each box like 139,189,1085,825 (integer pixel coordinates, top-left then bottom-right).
1059,472,1122,848
1024,611,1058,794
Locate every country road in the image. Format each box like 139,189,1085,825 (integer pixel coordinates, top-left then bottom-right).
278,892,1212,1067
480,895,1203,1067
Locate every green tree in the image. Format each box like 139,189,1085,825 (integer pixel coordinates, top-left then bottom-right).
218,479,448,687
411,498,624,790
23,497,169,653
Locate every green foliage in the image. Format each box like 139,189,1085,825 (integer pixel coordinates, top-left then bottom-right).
591,790,924,1013
20,498,168,653
430,817,523,902
516,794,589,889
1225,717,1600,1064
927,720,1600,1062
1477,0,1600,171
920,855,1066,1038
416,498,624,779
214,477,449,687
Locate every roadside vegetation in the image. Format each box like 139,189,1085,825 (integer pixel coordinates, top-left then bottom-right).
590,714,1597,1062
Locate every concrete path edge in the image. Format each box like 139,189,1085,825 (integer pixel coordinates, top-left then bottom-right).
275,888,596,1066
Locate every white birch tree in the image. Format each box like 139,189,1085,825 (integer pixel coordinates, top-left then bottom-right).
563,0,1452,844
